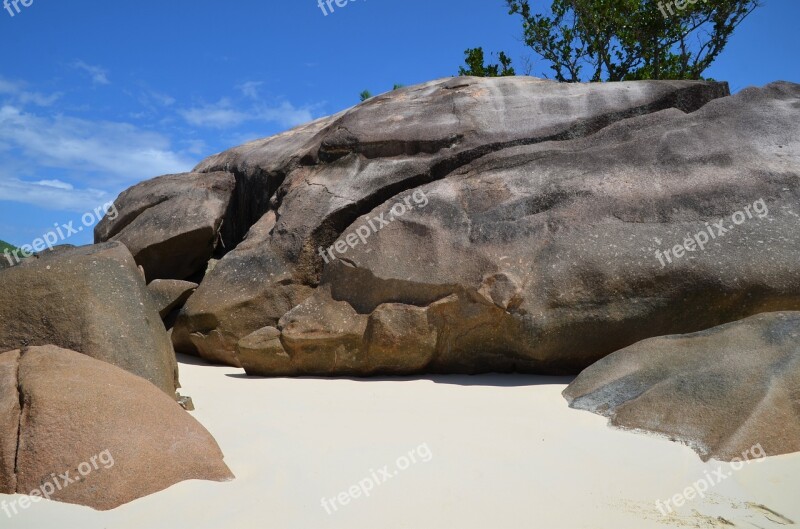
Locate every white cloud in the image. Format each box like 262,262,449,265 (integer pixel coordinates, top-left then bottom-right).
147,90,175,107
124,86,178,121
0,75,200,215
17,91,62,107
238,81,264,100
0,174,109,212
135,87,176,109
72,61,110,86
180,95,315,129
255,101,315,128
180,98,250,128
0,75,320,216
182,139,208,156
0,105,196,187
0,77,61,107
35,179,74,190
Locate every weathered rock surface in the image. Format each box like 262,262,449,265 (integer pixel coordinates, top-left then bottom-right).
235,300,439,376
107,77,800,375
0,346,233,510
363,303,438,374
563,312,800,461
237,326,288,376
0,352,18,493
0,242,178,394
95,171,236,281
148,279,198,319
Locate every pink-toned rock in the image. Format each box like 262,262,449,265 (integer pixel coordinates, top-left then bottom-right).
0,346,233,510
0,352,19,493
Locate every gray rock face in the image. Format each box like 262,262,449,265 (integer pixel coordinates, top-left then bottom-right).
0,242,178,394
563,312,800,461
106,76,800,376
95,171,235,281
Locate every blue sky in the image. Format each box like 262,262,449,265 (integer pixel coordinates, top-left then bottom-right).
1,0,798,247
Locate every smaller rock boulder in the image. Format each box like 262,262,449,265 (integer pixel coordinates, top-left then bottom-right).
363,303,437,374
237,294,441,376
148,279,198,319
0,242,178,395
95,171,236,281
237,327,291,376
1,346,234,510
277,287,368,375
564,312,800,461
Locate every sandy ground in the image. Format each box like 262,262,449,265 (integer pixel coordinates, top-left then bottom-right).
3,354,799,529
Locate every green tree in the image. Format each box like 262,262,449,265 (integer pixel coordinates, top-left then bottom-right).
0,240,17,254
0,240,19,269
359,84,405,102
459,48,516,77
504,0,761,82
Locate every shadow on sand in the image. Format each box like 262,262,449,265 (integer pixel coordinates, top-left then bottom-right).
177,353,575,387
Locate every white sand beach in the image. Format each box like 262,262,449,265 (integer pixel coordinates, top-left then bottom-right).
3,354,799,529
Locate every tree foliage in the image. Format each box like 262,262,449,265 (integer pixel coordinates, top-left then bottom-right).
459,48,516,77
0,240,18,269
359,84,405,102
506,0,761,81
0,240,16,254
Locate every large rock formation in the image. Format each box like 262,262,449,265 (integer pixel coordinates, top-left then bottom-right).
0,346,233,510
563,312,800,461
95,171,235,282
102,77,800,376
0,243,178,394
